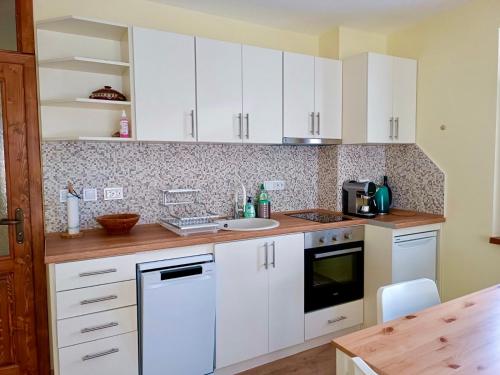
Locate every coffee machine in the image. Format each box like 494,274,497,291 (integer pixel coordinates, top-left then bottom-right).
342,180,378,218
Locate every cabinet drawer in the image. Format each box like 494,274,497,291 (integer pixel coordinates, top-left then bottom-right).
57,306,137,348
55,255,135,292
305,299,363,340
56,280,136,319
59,331,138,375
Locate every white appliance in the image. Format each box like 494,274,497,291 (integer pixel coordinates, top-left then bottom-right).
138,254,215,375
392,231,437,283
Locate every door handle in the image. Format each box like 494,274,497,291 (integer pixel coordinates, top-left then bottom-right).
270,241,276,268
237,113,243,139
310,112,315,135
395,117,400,139
389,117,394,140
0,208,24,244
316,113,320,135
189,109,195,139
245,113,250,139
264,242,269,270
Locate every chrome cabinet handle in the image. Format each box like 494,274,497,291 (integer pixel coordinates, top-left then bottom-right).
395,117,399,139
81,322,119,334
316,112,320,135
80,295,118,305
82,348,119,361
310,112,315,135
264,242,269,270
271,241,276,268
79,268,117,277
328,316,347,324
389,117,394,139
190,109,195,138
237,113,243,139
245,113,250,139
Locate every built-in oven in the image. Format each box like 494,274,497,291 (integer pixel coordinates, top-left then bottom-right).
304,226,364,313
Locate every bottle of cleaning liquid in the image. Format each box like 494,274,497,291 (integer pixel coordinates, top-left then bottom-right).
119,110,129,138
257,184,270,219
244,196,256,218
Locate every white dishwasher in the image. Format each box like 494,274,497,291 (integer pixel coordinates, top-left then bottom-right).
138,254,215,375
392,231,437,283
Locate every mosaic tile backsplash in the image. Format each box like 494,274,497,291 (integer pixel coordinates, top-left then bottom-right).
42,142,444,233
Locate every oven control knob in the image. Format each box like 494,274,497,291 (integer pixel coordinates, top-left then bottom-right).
319,237,326,244
331,235,338,242
344,232,353,240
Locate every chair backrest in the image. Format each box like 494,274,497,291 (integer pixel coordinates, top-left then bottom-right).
377,278,441,323
352,357,378,375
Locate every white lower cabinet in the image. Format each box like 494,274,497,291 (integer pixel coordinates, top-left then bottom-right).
305,300,363,341
215,233,304,368
58,331,138,375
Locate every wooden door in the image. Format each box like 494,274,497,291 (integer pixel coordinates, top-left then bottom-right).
0,54,39,375
215,238,269,368
241,45,282,144
314,57,342,140
283,52,315,139
133,28,197,142
366,53,394,143
392,56,417,143
196,38,243,143
268,234,305,352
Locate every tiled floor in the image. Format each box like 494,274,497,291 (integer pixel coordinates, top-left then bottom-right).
239,344,336,375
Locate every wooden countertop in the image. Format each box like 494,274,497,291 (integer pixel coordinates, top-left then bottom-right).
333,285,500,375
45,209,444,264
365,208,445,229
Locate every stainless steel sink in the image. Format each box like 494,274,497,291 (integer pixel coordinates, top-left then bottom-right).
217,218,280,232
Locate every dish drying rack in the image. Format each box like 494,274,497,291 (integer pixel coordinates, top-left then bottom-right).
159,189,220,236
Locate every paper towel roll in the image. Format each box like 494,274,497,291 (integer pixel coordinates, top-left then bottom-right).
67,193,80,235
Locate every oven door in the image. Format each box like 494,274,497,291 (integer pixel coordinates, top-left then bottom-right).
304,241,364,313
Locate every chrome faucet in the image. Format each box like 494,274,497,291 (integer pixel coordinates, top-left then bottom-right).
233,181,247,219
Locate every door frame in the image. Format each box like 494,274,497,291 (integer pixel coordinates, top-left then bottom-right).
1,0,49,373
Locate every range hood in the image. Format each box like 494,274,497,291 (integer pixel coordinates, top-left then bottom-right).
282,137,342,145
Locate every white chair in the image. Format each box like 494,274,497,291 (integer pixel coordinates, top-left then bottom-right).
352,357,378,375
377,278,441,323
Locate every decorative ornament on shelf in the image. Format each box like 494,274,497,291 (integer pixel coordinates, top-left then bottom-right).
89,86,127,101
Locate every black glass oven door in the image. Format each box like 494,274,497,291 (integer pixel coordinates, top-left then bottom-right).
305,241,364,313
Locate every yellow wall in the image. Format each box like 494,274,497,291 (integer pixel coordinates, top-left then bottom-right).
34,0,319,55
318,27,340,59
388,0,500,300
338,27,387,59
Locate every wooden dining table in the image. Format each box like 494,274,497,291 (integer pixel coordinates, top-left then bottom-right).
333,285,500,375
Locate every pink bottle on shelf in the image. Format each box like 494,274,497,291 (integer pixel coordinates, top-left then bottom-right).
119,110,129,138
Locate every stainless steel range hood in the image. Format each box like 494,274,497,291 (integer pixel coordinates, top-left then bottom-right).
283,137,342,145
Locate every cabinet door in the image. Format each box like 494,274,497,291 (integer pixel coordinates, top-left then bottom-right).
268,234,305,352
392,57,417,143
314,57,342,140
242,45,282,144
215,239,269,368
366,53,394,143
196,38,243,143
133,28,196,142
283,52,315,139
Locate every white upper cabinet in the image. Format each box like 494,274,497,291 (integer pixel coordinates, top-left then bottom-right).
314,57,342,140
133,28,196,142
196,38,243,143
283,52,342,142
242,45,283,144
283,52,315,139
343,52,417,144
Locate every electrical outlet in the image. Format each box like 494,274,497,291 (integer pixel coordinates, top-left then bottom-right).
83,188,98,202
104,187,123,201
264,180,286,191
59,189,68,203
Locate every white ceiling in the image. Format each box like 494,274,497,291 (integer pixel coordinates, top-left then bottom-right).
152,0,471,35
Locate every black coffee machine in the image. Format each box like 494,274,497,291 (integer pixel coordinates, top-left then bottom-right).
342,180,378,218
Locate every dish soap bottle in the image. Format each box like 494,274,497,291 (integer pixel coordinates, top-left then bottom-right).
257,184,270,219
119,110,129,138
244,196,256,218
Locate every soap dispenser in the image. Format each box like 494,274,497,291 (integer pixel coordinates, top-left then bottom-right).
244,196,256,218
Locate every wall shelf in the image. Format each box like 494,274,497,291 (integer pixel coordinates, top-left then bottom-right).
41,98,131,110
38,57,130,75
37,16,128,41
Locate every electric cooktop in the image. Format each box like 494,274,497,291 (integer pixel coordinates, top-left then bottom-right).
286,211,352,224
